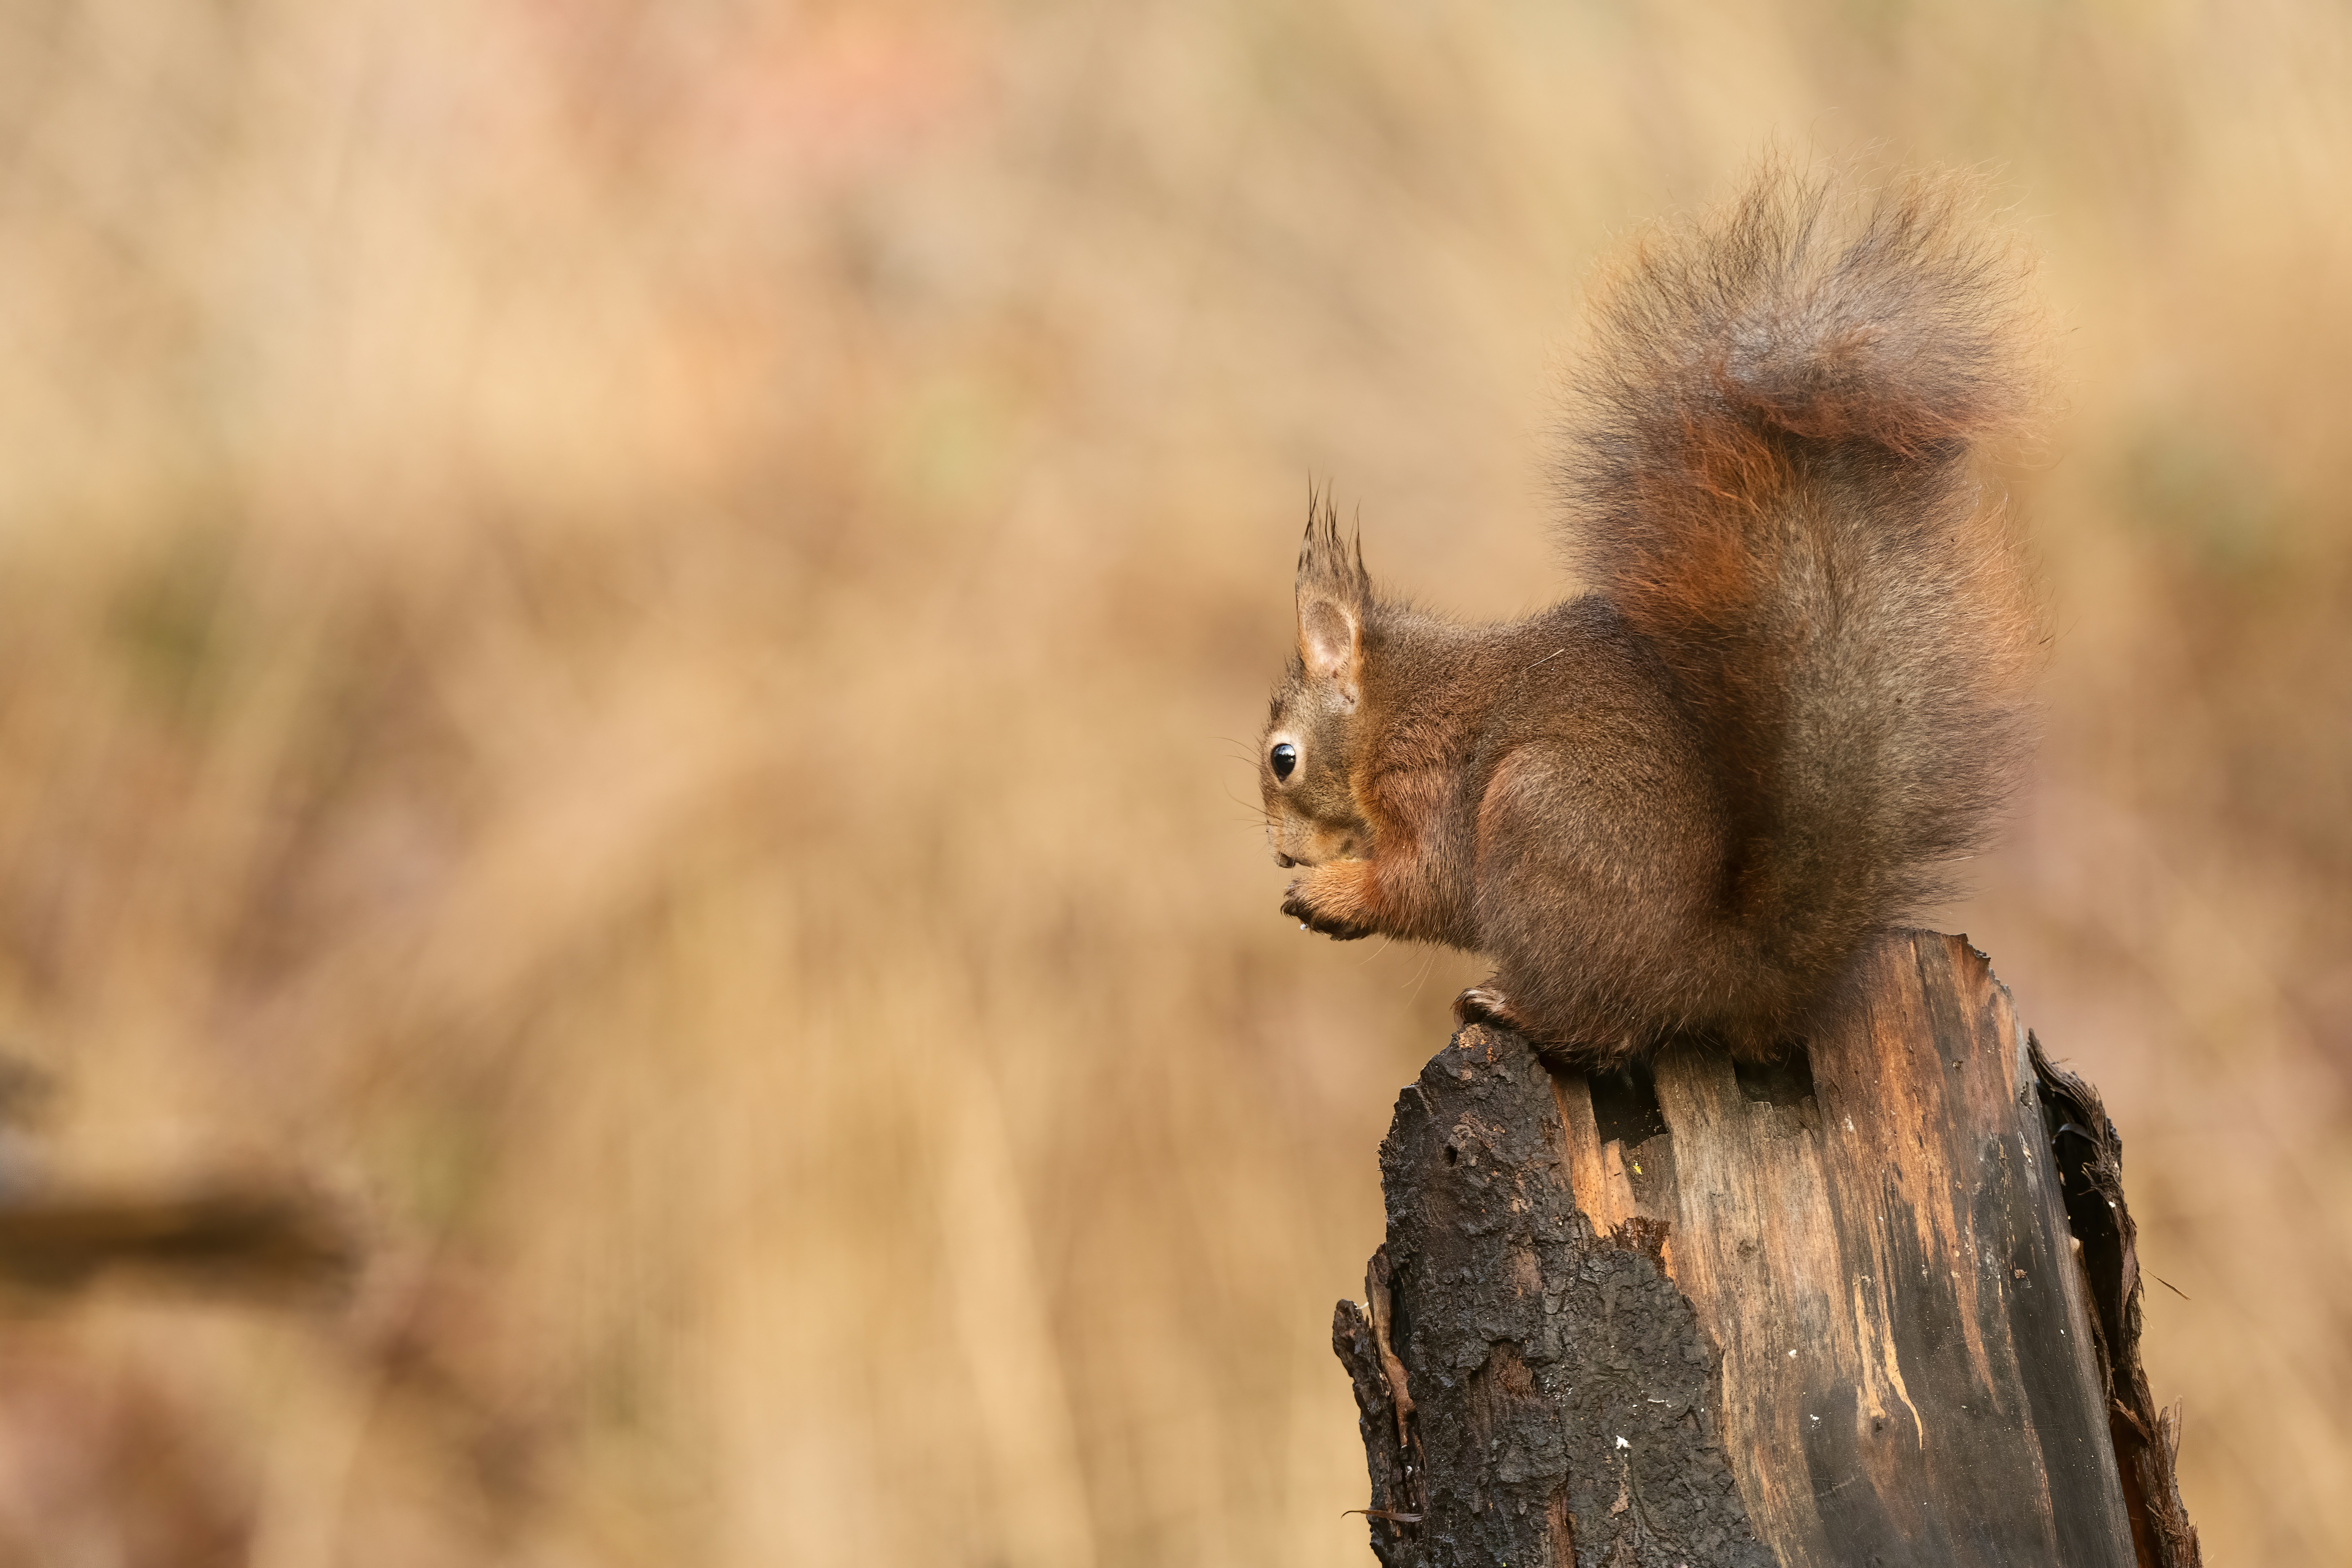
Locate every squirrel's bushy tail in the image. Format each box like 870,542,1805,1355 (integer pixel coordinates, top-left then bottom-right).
1556,163,2046,1034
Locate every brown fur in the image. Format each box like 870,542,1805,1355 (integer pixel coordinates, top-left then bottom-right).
1258,165,2046,1064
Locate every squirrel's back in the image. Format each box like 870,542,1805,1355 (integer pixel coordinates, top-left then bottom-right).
1552,164,2046,1044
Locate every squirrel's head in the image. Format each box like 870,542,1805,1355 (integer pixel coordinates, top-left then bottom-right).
1260,498,1376,869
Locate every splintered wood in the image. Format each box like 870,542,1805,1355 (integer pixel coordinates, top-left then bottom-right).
1336,931,2198,1568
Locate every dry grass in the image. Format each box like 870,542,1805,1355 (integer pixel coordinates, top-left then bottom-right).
0,1,2344,1563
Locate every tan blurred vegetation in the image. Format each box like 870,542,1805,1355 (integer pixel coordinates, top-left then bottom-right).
0,0,2343,1563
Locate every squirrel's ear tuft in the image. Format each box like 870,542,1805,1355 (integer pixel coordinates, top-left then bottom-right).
1296,486,1368,698
1295,486,1371,603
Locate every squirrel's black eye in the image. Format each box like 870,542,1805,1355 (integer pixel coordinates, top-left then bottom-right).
1271,742,1298,780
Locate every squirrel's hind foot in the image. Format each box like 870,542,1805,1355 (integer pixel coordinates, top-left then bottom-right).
1453,984,1535,1036
1453,984,1622,1065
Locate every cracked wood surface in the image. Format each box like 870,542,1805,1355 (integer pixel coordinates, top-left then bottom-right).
1340,931,2189,1567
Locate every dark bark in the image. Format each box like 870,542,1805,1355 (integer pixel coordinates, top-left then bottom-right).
1342,1018,1770,1566
1337,931,2197,1568
2033,1039,2202,1568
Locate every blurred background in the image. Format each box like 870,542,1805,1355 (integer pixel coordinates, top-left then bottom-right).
0,0,2342,1563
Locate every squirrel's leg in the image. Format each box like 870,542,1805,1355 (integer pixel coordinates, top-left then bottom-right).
1456,739,1708,1059
1280,859,1383,941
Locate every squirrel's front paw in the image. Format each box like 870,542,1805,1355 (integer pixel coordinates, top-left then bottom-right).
1282,880,1374,941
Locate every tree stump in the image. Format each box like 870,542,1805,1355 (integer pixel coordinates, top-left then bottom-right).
1333,931,2198,1567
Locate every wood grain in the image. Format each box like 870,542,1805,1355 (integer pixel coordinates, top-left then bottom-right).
1634,931,2135,1564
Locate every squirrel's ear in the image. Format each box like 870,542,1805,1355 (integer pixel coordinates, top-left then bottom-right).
1295,488,1370,700
1298,594,1362,702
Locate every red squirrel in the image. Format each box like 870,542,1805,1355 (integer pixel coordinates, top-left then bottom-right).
1258,165,2045,1065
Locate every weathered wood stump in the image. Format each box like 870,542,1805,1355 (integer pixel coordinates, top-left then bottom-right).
1334,931,2198,1567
